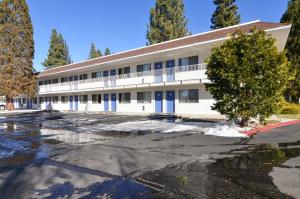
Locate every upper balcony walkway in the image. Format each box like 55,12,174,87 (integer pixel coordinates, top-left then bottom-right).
37,64,208,95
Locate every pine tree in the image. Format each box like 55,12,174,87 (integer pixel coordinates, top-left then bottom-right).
0,0,36,111
97,49,102,57
281,0,300,103
104,48,111,56
146,0,189,45
211,0,240,30
88,43,102,59
42,29,71,69
205,29,291,126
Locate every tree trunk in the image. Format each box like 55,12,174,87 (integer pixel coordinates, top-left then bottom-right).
241,117,250,127
6,97,14,111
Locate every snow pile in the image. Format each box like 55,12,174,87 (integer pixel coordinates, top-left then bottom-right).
163,124,197,133
205,125,248,137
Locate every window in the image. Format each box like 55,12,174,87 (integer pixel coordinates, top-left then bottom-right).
92,72,101,79
69,76,73,81
179,89,199,103
118,66,131,75
80,74,88,80
52,96,59,104
44,80,51,85
61,96,68,104
137,92,151,103
179,56,198,66
80,95,88,104
39,97,44,104
52,79,58,84
33,98,37,104
61,77,69,83
39,81,44,86
137,64,151,76
92,94,101,104
124,66,130,74
119,93,131,104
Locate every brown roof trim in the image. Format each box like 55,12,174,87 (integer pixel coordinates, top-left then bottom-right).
38,21,290,77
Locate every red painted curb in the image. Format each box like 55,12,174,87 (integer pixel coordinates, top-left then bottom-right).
244,119,300,136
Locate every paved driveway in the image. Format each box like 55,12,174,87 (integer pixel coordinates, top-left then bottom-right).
0,111,299,198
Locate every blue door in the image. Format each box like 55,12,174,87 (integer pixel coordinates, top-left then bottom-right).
103,71,109,87
26,99,30,109
154,62,163,83
166,91,175,113
69,96,73,111
29,99,33,109
104,94,109,112
166,60,175,81
49,97,52,110
74,95,79,110
110,69,116,87
111,93,116,112
155,91,163,113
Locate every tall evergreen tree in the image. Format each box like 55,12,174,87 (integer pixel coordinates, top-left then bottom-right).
88,43,102,59
97,49,102,57
42,29,71,69
0,0,36,111
211,0,240,30
146,0,189,45
281,0,300,103
104,48,111,56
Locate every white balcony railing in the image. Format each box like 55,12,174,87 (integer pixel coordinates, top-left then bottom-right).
38,63,207,94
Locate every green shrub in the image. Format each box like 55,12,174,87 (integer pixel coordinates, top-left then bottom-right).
280,102,300,114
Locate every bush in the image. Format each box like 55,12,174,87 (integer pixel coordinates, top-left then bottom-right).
280,102,300,114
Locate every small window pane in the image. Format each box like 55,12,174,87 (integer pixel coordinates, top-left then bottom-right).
80,95,88,103
52,96,59,104
61,96,68,104
124,67,130,74
188,56,198,65
92,94,101,104
119,93,131,104
137,92,151,103
179,89,199,103
39,97,44,104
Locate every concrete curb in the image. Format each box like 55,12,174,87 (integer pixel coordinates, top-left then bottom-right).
244,119,300,136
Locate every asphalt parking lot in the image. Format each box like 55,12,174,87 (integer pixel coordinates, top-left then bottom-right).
0,111,299,199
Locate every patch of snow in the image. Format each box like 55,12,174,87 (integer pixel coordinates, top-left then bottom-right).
205,125,248,137
40,128,109,145
163,124,197,133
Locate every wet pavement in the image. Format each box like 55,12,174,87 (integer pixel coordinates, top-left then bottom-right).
0,111,299,199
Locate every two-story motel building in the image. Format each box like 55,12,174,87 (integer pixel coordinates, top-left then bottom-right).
14,20,291,116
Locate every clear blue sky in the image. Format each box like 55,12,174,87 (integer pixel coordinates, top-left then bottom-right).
26,0,289,72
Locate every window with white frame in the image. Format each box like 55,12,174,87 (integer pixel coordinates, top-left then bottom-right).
137,64,151,76
179,89,199,103
61,96,68,104
52,96,59,104
119,93,131,104
79,74,88,80
80,95,88,104
92,72,101,79
39,97,44,104
137,92,151,103
61,77,69,83
92,94,101,104
52,79,58,84
179,56,198,66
